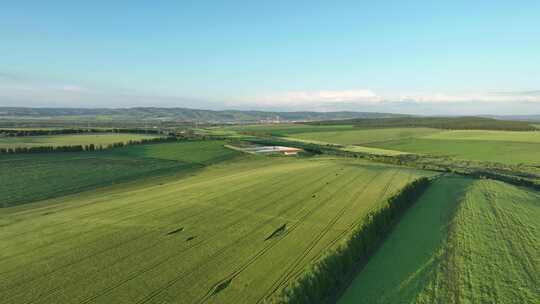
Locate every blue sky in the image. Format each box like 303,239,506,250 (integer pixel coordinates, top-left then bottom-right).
1,0,540,114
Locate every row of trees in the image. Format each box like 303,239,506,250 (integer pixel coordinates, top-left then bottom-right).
306,116,538,131
0,128,161,137
272,177,432,303
0,136,175,155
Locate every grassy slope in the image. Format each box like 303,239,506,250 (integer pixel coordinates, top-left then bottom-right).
0,141,240,207
0,133,159,148
0,158,430,304
339,178,540,304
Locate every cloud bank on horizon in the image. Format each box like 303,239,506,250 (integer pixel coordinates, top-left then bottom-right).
2,79,540,115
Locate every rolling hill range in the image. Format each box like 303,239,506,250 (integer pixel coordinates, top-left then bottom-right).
0,107,403,124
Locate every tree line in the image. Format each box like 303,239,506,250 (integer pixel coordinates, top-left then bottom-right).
0,137,176,155
272,177,433,303
0,128,161,137
306,116,538,131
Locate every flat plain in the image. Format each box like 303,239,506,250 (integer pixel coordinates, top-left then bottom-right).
0,157,429,304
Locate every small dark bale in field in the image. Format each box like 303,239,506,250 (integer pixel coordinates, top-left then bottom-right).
212,278,232,295
166,227,184,235
265,224,287,241
186,236,196,241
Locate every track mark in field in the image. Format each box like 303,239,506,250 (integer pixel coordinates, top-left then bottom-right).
0,164,306,265
32,166,339,304
258,169,389,302
133,168,350,304
0,162,307,244
194,168,367,304
4,169,318,302
306,169,405,265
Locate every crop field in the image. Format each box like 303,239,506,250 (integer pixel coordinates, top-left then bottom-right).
0,133,160,148
0,157,430,304
0,141,240,207
339,177,540,303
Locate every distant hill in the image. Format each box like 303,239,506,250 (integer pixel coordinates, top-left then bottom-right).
306,116,537,131
485,115,540,122
0,107,403,123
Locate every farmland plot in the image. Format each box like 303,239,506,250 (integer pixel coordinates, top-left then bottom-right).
0,141,240,207
0,158,430,304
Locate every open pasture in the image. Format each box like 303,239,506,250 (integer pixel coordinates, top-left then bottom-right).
0,133,159,149
289,127,440,146
367,137,540,165
282,126,540,165
0,157,430,304
339,177,540,304
0,141,240,207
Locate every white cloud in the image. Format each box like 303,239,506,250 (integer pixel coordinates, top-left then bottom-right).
395,91,540,103
249,89,381,106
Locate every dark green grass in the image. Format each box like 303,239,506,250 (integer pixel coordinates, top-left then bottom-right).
339,178,540,304
0,141,240,207
106,140,241,164
338,176,472,304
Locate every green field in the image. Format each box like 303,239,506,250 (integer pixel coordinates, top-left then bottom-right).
0,141,240,207
281,127,540,165
0,157,430,304
289,127,440,145
367,137,540,165
0,133,160,148
223,124,356,137
339,177,540,303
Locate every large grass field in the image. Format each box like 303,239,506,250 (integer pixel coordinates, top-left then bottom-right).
0,157,430,304
289,127,440,145
367,137,540,165
0,133,160,148
0,141,240,207
280,127,540,165
339,177,540,303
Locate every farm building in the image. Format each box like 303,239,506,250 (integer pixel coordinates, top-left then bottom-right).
241,145,303,155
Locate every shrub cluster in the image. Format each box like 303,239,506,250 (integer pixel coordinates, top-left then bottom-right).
272,177,432,303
